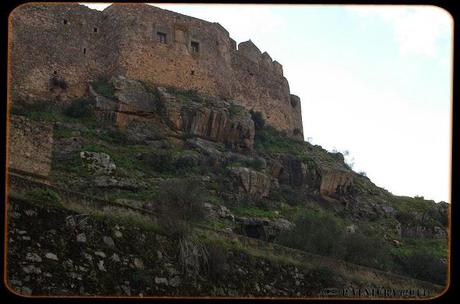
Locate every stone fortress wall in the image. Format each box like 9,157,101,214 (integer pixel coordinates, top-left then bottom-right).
9,3,303,138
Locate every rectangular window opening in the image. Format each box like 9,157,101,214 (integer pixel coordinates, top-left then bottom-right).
191,41,200,53
157,32,167,44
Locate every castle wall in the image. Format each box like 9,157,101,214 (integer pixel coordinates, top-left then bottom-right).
9,4,110,103
9,3,303,138
8,116,54,178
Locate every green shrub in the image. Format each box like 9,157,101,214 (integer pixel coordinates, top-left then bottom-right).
157,178,206,239
228,102,245,117
340,229,391,270
92,78,116,99
269,184,304,206
166,86,203,103
310,266,341,287
250,110,265,130
139,151,175,173
99,128,132,145
26,188,62,206
254,125,304,154
276,210,343,257
394,252,447,285
64,99,95,118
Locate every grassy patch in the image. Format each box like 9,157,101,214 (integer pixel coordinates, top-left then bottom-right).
25,187,63,208
108,189,159,202
228,102,246,117
391,238,447,260
231,206,280,219
166,86,203,104
254,125,305,155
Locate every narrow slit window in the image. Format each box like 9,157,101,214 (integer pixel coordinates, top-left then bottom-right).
63,19,68,25
93,27,98,33
157,32,167,44
83,48,86,54
191,41,200,53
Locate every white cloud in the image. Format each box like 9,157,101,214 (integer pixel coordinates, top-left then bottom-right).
346,5,452,58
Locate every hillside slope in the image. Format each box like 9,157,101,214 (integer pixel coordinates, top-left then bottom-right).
6,76,449,298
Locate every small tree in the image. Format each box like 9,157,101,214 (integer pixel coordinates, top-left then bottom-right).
157,178,206,238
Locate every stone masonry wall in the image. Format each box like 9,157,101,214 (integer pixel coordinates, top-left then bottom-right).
9,3,303,138
8,116,54,178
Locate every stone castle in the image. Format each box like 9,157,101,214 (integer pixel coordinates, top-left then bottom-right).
9,3,303,138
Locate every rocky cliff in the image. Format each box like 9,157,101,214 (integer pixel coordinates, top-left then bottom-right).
6,77,449,298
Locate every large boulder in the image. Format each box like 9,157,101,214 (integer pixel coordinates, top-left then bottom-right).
229,167,271,198
203,203,235,221
157,87,255,150
234,217,295,242
111,76,156,113
89,76,157,127
80,151,116,175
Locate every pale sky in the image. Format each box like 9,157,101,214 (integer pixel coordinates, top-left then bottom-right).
81,3,452,203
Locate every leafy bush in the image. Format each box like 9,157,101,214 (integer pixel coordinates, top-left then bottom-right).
26,188,62,206
254,125,304,154
340,229,391,269
269,184,304,206
276,210,343,257
228,102,245,117
157,178,206,239
250,110,265,130
139,151,175,173
92,78,116,99
310,266,342,287
64,99,95,118
99,128,132,145
276,209,392,270
174,154,201,171
394,252,447,285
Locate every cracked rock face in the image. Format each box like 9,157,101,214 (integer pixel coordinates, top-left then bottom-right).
229,167,271,198
319,169,354,200
157,87,255,150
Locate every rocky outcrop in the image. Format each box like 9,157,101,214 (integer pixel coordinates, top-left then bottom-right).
80,151,116,175
203,203,235,221
157,87,255,150
319,169,354,200
111,76,156,113
229,167,271,198
234,217,295,242
277,154,320,190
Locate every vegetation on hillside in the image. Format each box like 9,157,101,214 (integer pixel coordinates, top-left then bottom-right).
8,85,448,289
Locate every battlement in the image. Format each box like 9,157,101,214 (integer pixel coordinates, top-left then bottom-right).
9,3,303,138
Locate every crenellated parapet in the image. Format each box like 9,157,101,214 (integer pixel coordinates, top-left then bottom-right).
9,3,303,139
